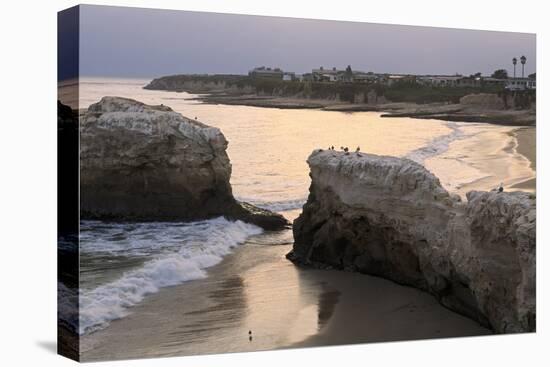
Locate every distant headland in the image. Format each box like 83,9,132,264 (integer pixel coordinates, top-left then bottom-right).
144,64,535,126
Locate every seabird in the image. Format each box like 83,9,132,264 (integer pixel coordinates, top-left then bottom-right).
356,146,360,152
331,146,334,150
248,330,252,335
344,147,349,152
498,183,504,193
340,146,344,150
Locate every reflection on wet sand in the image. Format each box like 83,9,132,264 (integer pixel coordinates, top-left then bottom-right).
167,276,247,348
75,79,508,360
81,229,490,361
80,228,330,361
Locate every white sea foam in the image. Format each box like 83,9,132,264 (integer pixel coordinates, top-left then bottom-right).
78,217,263,335
404,122,469,164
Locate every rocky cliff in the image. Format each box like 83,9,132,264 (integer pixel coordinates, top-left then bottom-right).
289,150,536,333
80,97,288,230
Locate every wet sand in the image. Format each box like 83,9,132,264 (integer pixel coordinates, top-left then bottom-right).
512,127,536,190
424,124,536,197
80,219,490,361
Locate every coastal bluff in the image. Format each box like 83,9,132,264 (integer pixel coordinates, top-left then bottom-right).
289,150,535,333
80,97,288,230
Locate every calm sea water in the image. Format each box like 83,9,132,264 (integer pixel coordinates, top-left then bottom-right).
63,77,534,335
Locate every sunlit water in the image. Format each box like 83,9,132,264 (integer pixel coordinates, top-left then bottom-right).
62,77,534,335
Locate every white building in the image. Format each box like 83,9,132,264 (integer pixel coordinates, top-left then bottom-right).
505,78,535,91
416,75,463,87
282,72,296,81
312,67,344,82
352,72,379,83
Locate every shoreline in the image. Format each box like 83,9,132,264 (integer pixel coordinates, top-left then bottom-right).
75,81,532,360
423,123,536,196
80,215,490,361
511,127,536,190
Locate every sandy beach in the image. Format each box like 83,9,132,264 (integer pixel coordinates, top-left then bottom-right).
50,7,541,363
80,212,490,362
512,127,536,190
73,78,537,361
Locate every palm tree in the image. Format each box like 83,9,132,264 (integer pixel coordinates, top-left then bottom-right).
512,57,517,78
520,55,527,78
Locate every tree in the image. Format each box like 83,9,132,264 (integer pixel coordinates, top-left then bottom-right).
344,65,353,82
520,55,527,78
491,69,508,79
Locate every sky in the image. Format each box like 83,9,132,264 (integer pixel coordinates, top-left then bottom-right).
73,4,536,79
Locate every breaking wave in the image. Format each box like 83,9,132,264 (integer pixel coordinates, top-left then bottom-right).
404,122,469,164
78,217,263,335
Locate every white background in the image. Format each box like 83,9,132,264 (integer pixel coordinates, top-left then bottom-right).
0,0,547,365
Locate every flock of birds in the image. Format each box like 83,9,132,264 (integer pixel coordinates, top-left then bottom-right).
323,145,362,156
189,116,507,193
319,147,505,193
191,115,505,195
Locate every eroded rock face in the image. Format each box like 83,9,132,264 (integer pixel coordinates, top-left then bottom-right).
460,93,506,110
80,97,288,230
289,150,535,333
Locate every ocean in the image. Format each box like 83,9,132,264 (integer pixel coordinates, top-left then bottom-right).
64,77,535,337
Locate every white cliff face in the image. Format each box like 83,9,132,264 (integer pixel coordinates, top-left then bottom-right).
290,150,535,333
80,97,234,221
80,97,288,230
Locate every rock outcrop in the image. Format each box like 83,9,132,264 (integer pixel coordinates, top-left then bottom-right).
459,93,506,110
80,97,288,230
289,150,536,333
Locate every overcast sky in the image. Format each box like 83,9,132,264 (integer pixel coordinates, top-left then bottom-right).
78,4,536,79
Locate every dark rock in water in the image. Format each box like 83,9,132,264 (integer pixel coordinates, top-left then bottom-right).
289,150,536,333
80,96,288,231
231,202,290,231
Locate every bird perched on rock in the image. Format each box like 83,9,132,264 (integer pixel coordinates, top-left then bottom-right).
356,146,360,152
331,145,334,150
340,146,344,150
498,183,504,193
344,147,349,152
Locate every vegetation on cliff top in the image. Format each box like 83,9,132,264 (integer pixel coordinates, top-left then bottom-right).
145,74,534,106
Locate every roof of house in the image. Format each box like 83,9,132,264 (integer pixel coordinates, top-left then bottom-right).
312,68,343,74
